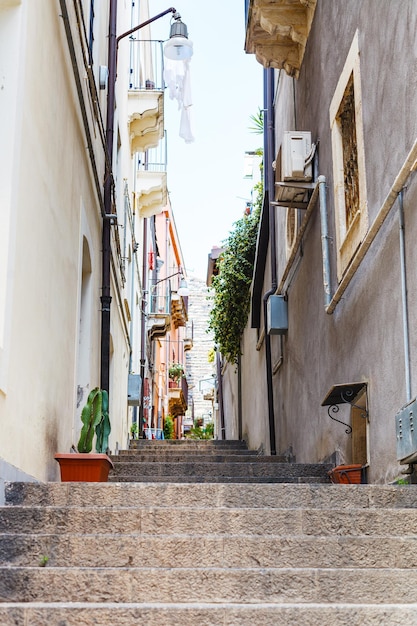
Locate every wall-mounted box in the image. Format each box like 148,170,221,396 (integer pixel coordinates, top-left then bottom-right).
282,131,312,181
267,295,288,335
127,374,142,406
396,397,417,463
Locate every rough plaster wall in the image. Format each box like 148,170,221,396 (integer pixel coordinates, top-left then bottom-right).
245,0,417,481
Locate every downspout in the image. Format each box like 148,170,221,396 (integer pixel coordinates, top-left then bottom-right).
318,176,331,308
216,352,225,439
100,0,117,393
398,189,412,403
237,353,242,440
139,219,148,433
262,67,277,455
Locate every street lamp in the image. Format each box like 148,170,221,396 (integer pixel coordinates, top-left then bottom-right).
154,269,190,297
101,5,192,394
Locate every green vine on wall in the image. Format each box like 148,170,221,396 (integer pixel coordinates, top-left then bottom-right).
208,181,263,364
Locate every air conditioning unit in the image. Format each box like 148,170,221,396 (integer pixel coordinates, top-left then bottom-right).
282,131,313,182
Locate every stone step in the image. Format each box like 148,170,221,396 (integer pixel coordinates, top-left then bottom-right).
116,451,267,461
6,482,417,510
1,602,417,626
0,504,414,537
1,566,417,604
109,475,331,483
1,532,417,569
108,461,333,479
128,440,248,449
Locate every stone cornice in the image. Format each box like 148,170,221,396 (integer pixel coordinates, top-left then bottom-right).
245,0,317,77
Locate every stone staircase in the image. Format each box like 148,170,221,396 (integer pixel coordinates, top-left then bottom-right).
1,442,417,624
110,439,333,483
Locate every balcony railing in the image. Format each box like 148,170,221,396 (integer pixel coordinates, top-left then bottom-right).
149,290,171,315
129,39,165,91
137,132,167,173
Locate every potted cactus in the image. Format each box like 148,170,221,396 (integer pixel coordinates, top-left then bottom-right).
54,387,114,482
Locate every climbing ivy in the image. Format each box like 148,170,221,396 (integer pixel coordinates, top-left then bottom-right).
208,181,263,364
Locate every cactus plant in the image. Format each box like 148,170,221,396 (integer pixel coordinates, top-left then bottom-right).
77,387,111,453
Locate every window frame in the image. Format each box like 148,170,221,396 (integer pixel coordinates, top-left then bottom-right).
329,31,368,281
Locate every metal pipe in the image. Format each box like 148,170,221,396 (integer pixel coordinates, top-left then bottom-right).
216,352,225,439
139,219,148,433
262,67,277,456
326,138,417,314
398,189,412,403
100,0,117,393
318,175,331,307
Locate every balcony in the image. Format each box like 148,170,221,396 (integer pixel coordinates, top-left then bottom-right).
171,293,188,329
244,0,317,77
168,377,188,417
136,136,167,218
147,292,171,339
127,40,165,154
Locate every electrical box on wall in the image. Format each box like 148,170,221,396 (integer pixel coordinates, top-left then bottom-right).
128,374,142,406
396,397,417,463
282,131,312,181
267,295,288,335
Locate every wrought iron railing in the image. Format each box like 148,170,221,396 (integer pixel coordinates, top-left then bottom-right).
137,132,167,173
129,39,165,91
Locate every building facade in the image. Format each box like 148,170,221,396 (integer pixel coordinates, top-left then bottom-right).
0,0,192,487
221,0,417,482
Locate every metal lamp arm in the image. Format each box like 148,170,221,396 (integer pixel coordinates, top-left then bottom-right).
116,7,177,47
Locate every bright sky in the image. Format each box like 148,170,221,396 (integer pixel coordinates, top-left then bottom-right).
150,0,264,279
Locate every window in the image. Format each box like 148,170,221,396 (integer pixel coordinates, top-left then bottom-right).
330,31,368,281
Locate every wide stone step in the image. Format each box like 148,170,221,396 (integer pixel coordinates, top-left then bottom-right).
129,440,249,450
114,452,269,462
109,475,331,483
1,602,417,626
6,482,417,510
1,566,417,604
0,505,414,537
1,532,417,569
109,461,333,479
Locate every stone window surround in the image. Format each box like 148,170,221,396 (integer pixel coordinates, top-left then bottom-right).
329,30,368,282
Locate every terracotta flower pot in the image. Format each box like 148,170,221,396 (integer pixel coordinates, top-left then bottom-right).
328,464,363,484
54,453,114,482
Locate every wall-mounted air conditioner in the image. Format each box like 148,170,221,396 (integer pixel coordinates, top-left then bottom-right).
282,131,313,181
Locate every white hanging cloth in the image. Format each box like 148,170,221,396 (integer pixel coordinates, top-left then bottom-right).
164,58,194,143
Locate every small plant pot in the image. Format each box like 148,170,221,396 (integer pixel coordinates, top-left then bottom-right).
328,464,364,484
54,453,114,482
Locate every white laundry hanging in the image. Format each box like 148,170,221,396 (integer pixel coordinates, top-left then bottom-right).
164,58,194,143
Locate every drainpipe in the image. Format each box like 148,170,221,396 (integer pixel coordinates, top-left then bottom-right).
139,219,148,433
216,351,225,439
262,67,277,455
318,176,331,308
100,0,117,393
237,352,242,440
398,189,412,403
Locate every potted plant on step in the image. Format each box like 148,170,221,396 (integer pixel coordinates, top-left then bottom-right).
54,387,114,482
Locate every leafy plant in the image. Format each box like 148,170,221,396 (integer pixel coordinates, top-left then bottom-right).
248,107,264,135
168,363,184,384
77,387,111,453
163,414,175,439
186,420,214,440
130,422,138,438
39,555,49,567
208,181,262,364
